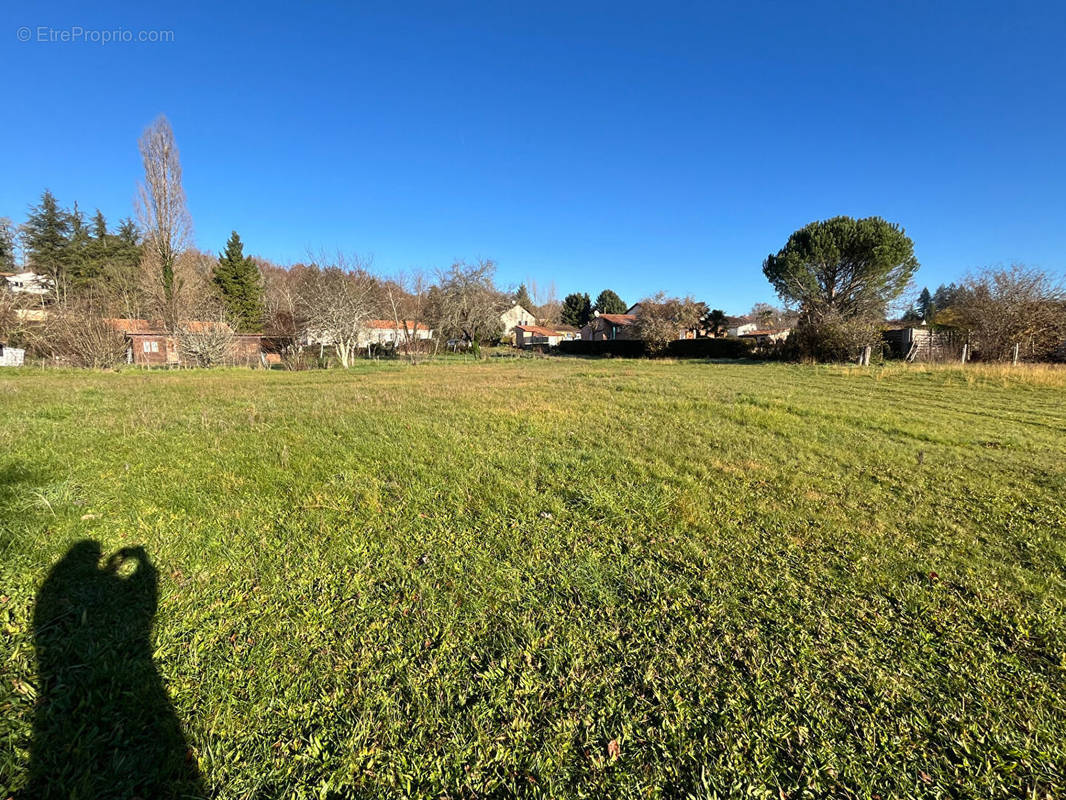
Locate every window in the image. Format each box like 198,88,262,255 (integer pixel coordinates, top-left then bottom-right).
142,341,151,353
151,341,160,353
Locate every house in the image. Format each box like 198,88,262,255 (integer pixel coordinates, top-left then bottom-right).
104,318,263,366
738,328,791,345
727,322,758,338
357,320,433,349
513,324,564,348
552,324,580,340
2,271,52,296
500,304,537,338
580,313,638,341
104,318,173,366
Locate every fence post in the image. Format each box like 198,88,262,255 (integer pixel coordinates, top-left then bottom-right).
961,343,969,364
861,345,872,366
1012,343,1020,366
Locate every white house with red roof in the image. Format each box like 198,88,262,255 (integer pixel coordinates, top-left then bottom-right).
357,320,432,348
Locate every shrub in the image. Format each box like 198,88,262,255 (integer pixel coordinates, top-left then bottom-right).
176,324,237,368
40,309,128,368
785,313,881,362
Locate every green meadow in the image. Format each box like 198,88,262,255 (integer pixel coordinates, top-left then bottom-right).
1,360,1064,798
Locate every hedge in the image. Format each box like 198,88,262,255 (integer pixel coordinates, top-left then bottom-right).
556,337,755,359
666,337,755,359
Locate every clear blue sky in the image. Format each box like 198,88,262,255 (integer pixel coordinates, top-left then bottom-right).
3,0,1065,314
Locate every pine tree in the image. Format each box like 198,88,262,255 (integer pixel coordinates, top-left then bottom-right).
22,190,71,298
917,287,934,321
212,231,264,332
560,292,592,327
116,218,139,246
111,218,143,275
594,289,626,315
92,209,108,240
65,202,96,290
513,283,534,312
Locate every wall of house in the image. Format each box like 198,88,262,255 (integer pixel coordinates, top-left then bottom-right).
127,334,263,366
500,305,536,336
129,335,174,366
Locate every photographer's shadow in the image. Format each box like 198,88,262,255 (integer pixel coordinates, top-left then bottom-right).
25,540,205,799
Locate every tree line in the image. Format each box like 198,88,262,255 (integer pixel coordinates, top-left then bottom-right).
3,118,1064,366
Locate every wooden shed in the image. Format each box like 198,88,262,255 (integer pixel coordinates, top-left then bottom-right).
882,326,959,362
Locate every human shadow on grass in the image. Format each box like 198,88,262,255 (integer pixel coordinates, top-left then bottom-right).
23,540,206,799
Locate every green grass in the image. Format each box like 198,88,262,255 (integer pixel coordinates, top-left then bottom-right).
1,360,1064,798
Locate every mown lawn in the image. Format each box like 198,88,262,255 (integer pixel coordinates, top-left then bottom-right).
1,359,1064,798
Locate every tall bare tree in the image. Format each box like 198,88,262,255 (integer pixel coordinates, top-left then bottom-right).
530,278,561,326
385,269,432,363
136,115,192,329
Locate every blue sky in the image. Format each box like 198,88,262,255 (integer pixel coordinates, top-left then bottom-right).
3,0,1065,314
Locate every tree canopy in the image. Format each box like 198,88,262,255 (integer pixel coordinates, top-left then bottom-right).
917,287,934,321
594,289,626,315
429,259,504,347
702,308,727,336
763,216,918,321
23,190,71,296
513,283,534,312
560,292,592,327
212,231,264,332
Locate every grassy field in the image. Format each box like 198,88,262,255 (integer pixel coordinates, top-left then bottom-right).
1,359,1064,798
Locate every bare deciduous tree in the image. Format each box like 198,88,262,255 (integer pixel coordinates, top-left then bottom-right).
261,260,309,365
948,265,1066,361
176,319,237,367
139,248,215,327
530,279,561,326
136,116,192,330
385,269,432,362
429,259,505,356
298,254,380,367
39,303,129,368
0,288,19,342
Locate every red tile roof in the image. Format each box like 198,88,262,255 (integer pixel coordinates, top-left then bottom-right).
103,318,155,334
103,318,247,335
515,325,560,336
366,319,430,330
182,320,234,334
599,314,636,325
